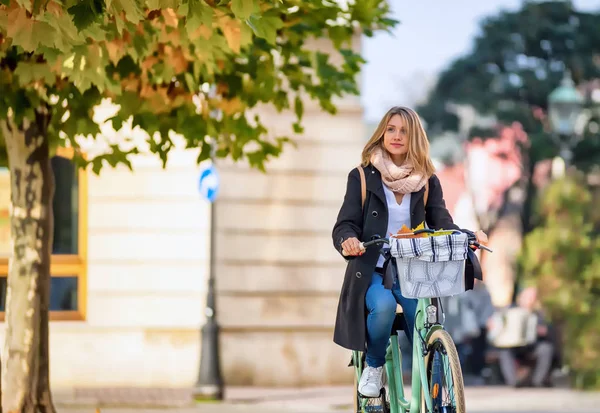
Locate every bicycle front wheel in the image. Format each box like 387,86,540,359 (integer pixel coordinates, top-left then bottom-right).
420,329,466,413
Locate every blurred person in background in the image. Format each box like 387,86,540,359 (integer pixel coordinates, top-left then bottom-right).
488,286,555,387
461,279,495,385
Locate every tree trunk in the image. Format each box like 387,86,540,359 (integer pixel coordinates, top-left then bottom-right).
520,150,538,236
0,109,56,413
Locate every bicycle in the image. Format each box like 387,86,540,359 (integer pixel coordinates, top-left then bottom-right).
345,228,493,413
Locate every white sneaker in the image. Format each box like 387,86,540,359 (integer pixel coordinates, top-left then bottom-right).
358,365,384,398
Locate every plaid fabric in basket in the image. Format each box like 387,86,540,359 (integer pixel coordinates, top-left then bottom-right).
389,232,469,262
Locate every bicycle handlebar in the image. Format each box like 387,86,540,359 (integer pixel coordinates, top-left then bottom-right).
341,228,493,257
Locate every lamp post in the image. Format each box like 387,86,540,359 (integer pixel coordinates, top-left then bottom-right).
547,70,585,170
194,199,224,401
194,144,224,401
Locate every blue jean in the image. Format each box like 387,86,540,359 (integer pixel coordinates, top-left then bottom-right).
365,272,418,368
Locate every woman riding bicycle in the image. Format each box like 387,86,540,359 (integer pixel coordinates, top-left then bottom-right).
332,106,488,398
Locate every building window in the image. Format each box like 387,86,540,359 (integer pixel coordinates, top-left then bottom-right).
0,147,87,321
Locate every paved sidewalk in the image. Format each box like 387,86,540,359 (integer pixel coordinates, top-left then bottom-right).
54,385,600,413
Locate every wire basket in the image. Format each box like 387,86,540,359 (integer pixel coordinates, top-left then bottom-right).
389,233,470,299
394,258,466,298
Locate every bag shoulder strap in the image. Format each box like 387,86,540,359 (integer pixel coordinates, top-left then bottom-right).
357,165,366,210
355,167,427,210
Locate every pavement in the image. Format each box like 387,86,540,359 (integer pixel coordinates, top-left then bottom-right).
53,385,600,413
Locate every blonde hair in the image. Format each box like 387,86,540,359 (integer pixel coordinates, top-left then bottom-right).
361,106,435,177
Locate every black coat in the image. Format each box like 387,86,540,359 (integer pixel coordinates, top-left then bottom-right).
331,164,476,351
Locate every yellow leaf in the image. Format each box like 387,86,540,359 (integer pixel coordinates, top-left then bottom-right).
162,8,179,28
430,230,455,237
6,7,35,51
412,222,425,231
105,40,127,65
6,4,73,52
189,25,213,40
219,15,242,53
164,46,189,74
141,56,159,72
217,97,244,115
121,75,140,92
159,24,182,46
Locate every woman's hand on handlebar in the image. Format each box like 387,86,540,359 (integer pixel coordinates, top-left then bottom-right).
341,237,364,256
469,229,493,252
475,230,488,244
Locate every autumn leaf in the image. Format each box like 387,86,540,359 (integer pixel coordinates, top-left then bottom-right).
217,97,244,115
161,8,179,27
6,7,54,52
431,230,454,237
390,224,420,239
121,75,140,92
105,39,128,65
164,45,189,74
188,24,213,40
390,222,454,239
219,15,242,53
413,222,425,231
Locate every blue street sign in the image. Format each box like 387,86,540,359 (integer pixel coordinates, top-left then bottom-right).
198,164,220,203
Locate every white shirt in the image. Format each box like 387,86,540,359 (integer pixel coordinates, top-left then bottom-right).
377,185,411,267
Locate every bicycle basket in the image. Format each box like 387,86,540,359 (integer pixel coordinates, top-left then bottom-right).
389,232,470,299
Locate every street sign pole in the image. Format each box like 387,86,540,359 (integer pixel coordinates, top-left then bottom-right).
194,155,223,401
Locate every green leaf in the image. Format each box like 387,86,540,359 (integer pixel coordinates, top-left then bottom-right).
293,95,303,120
239,23,254,49
185,0,214,34
146,0,180,10
14,62,55,86
184,72,197,92
108,0,144,24
39,9,84,52
327,26,352,49
292,122,304,134
67,0,106,32
246,15,283,44
230,0,259,19
131,33,149,62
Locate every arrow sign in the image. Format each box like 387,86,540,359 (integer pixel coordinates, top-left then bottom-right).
198,164,220,203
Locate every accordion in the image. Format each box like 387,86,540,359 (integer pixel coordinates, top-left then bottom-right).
488,307,539,348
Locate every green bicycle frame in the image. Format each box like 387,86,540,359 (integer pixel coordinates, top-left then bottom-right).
355,296,443,413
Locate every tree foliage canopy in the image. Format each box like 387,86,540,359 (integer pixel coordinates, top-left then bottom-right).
417,0,600,170
0,0,395,171
519,175,600,390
